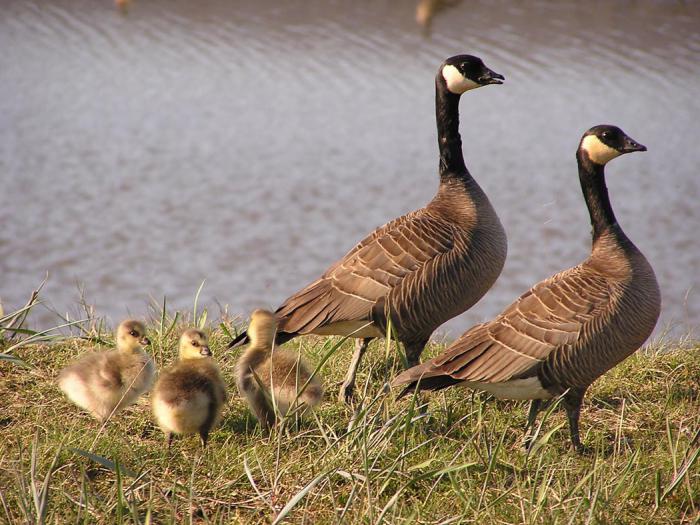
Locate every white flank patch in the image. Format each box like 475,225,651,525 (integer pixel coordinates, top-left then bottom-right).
581,135,621,165
442,64,480,94
312,321,383,338
460,376,552,400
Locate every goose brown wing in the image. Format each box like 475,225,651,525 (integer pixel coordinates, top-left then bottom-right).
276,212,456,334
395,266,612,386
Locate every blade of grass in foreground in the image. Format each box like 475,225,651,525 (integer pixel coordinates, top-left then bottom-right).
69,448,137,479
271,470,328,525
3,318,89,355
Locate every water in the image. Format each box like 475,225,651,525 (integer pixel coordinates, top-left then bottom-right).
1,0,698,339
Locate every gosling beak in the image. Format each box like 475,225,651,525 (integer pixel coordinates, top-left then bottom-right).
621,137,647,153
478,69,504,86
140,336,151,346
200,346,212,357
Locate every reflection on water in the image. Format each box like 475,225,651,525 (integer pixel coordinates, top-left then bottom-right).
415,0,462,34
1,0,698,337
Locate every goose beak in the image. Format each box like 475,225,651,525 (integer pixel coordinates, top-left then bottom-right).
621,137,647,153
478,69,504,86
200,346,212,357
140,336,151,346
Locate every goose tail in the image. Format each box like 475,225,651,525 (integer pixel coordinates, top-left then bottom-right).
228,331,249,349
392,362,461,398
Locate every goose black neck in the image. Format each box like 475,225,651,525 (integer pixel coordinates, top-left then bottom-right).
436,77,470,182
577,151,618,242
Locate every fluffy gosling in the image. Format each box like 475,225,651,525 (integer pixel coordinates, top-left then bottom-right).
235,309,323,430
58,319,155,423
152,329,227,448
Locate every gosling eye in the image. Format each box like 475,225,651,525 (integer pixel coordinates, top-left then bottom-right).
130,330,138,337
191,340,199,347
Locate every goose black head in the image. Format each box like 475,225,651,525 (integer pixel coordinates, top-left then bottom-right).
179,329,211,359
579,125,647,166
440,55,504,95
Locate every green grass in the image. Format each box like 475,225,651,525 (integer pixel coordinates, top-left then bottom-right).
0,303,698,524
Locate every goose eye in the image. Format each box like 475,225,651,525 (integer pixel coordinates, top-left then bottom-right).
130,330,138,337
602,131,611,139
191,340,199,347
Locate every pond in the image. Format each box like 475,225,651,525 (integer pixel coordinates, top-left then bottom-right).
1,0,698,339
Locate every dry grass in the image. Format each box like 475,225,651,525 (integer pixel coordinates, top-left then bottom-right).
0,304,698,524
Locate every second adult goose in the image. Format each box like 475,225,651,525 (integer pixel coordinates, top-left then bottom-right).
392,125,660,453
230,55,507,404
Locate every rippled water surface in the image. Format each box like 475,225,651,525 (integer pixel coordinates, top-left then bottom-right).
1,0,699,337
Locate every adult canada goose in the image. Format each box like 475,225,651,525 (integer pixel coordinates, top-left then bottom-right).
230,55,507,404
58,320,155,423
152,329,227,448
235,309,323,430
392,125,660,453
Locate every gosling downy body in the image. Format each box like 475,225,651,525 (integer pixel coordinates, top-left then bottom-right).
230,55,507,404
392,125,660,453
235,310,323,430
58,320,155,423
152,329,227,448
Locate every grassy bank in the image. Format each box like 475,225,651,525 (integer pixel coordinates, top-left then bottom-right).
0,306,698,524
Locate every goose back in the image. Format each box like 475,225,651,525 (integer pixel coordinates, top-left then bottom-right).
392,229,660,395
275,175,506,344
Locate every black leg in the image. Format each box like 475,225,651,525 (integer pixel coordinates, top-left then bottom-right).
264,411,276,432
198,401,217,448
250,389,276,431
166,432,173,449
338,338,372,404
404,339,428,412
564,388,589,454
523,399,543,450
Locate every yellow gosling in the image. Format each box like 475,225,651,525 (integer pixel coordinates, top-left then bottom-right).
58,319,155,423
235,309,323,430
152,329,227,448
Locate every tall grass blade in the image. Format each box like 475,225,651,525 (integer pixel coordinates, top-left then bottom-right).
661,446,700,501
69,448,137,478
192,280,206,328
271,471,327,525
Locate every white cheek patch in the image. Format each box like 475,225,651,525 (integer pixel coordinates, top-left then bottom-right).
442,64,480,94
581,135,621,165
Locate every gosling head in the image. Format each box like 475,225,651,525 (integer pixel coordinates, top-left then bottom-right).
116,320,150,352
440,54,504,95
179,329,211,360
247,309,277,349
579,125,647,166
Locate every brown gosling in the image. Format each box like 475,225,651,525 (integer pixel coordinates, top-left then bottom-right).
235,309,323,430
152,329,227,448
58,319,155,423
